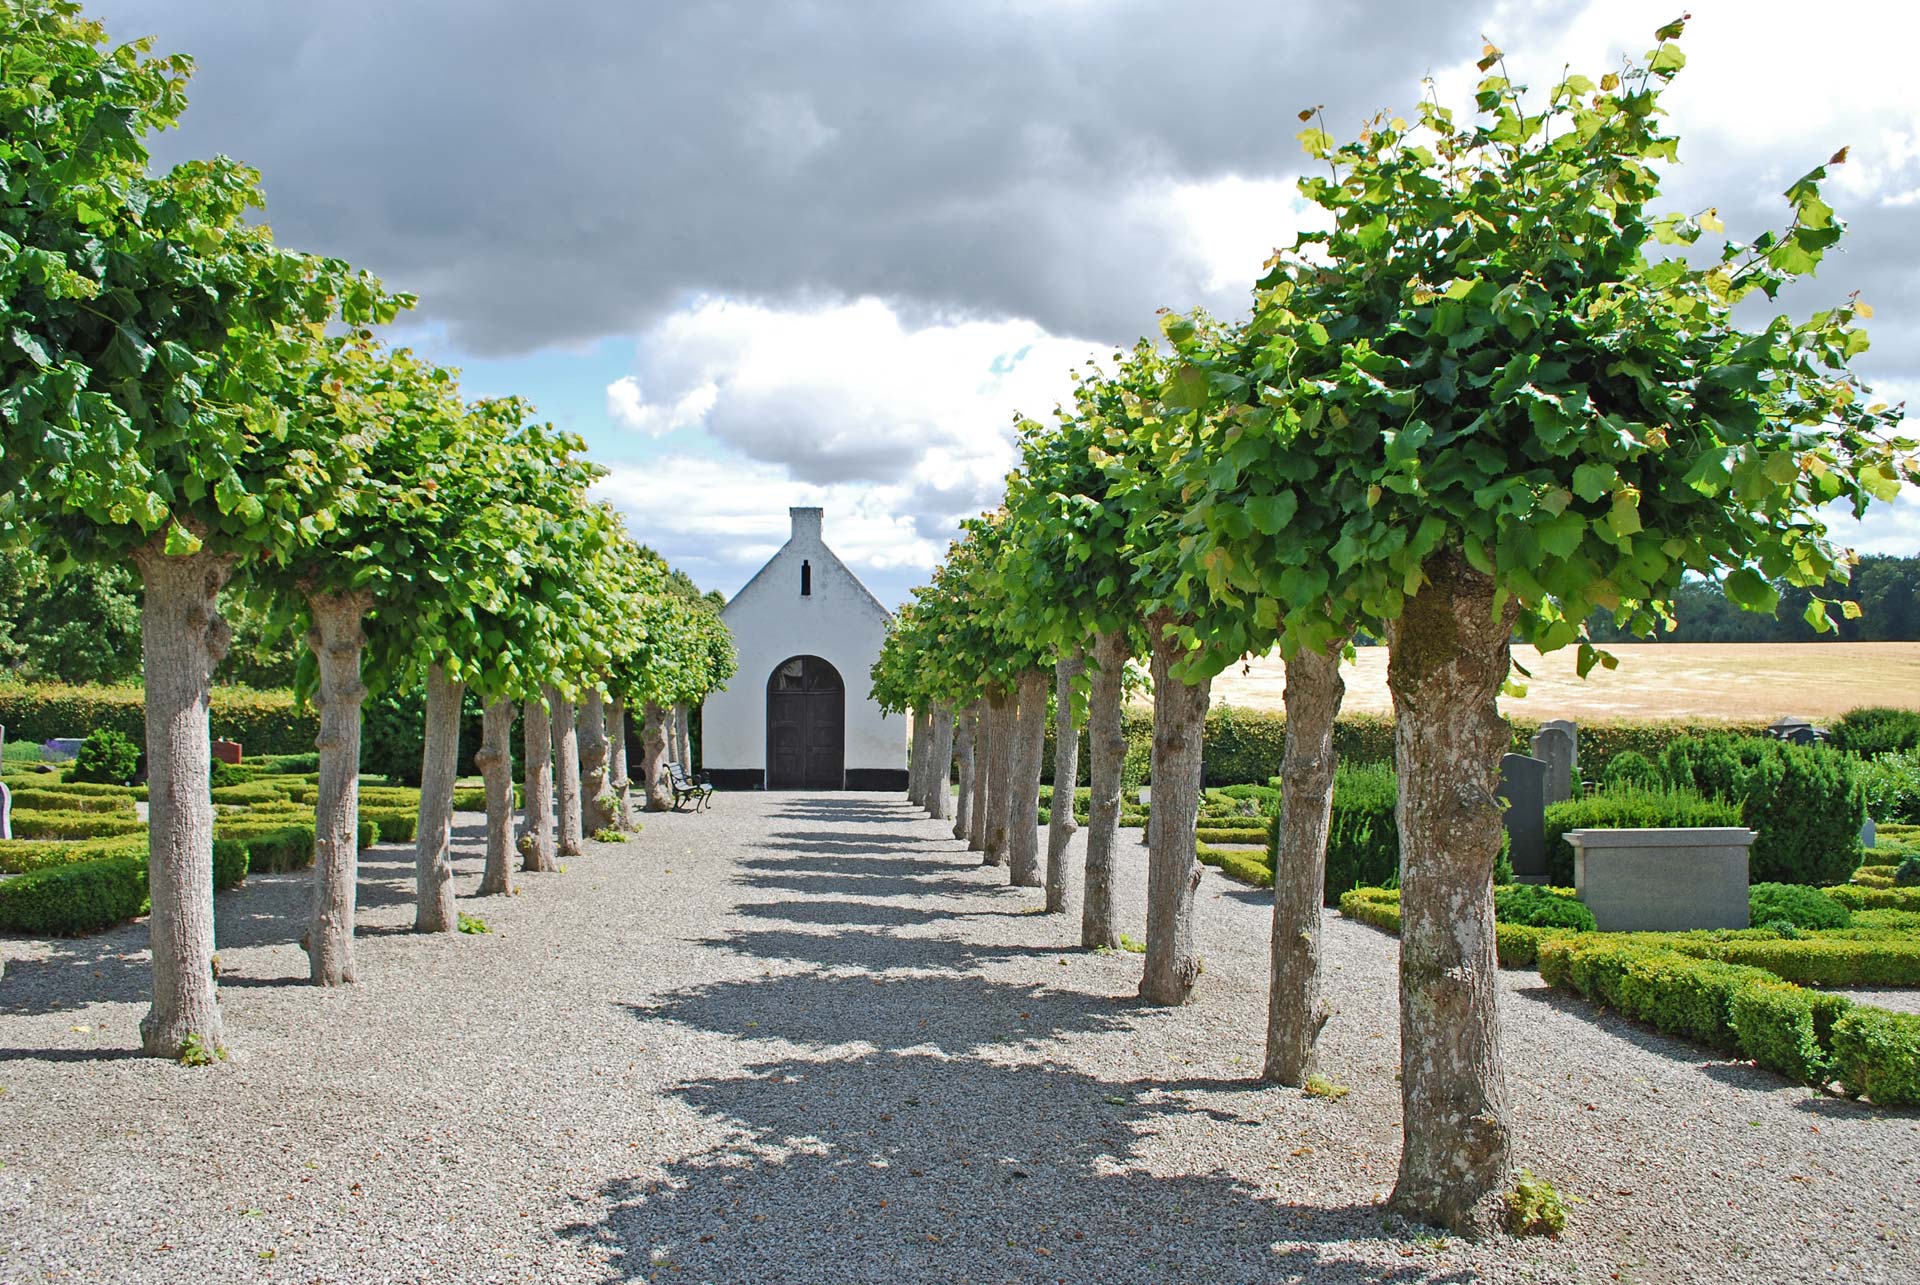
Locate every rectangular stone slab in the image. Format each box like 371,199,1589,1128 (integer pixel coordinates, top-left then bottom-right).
1568,827,1755,933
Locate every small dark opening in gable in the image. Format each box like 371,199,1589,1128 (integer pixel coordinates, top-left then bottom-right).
801,559,812,596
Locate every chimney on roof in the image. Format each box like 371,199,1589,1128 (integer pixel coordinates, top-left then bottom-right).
790,507,823,545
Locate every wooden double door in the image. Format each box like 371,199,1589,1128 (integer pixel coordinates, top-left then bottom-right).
766,655,845,789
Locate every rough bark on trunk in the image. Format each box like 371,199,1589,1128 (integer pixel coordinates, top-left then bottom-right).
607,696,634,830
414,661,463,934
476,698,517,896
549,685,583,854
673,705,692,770
1045,652,1084,913
981,688,1014,866
926,705,955,821
519,693,558,872
907,707,930,806
1265,639,1347,1084
1141,614,1210,1005
641,701,672,811
1385,551,1520,1235
134,547,234,1057
967,699,991,852
951,704,977,841
1082,628,1129,949
1007,668,1049,888
304,590,369,986
579,687,613,834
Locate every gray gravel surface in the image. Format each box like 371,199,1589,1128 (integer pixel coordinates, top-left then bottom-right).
1,793,1916,1284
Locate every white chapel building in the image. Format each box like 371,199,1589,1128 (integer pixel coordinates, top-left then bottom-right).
702,507,907,791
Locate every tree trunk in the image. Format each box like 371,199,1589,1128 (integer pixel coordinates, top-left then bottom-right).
414,661,463,933
967,699,991,852
1045,652,1084,913
926,705,955,820
951,704,977,841
549,684,583,853
579,687,613,834
906,707,930,806
1082,628,1129,949
641,701,672,810
1007,668,1049,888
519,693,558,872
304,590,369,986
1386,551,1521,1235
1265,638,1347,1085
1141,613,1210,1005
476,698,517,895
673,705,692,769
133,546,234,1058
981,688,1015,867
608,696,635,830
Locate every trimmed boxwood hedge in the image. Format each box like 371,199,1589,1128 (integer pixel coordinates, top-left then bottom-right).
7,808,149,840
1832,1007,1920,1107
4,787,137,815
1337,886,1561,968
0,835,146,875
1195,841,1272,888
1749,883,1851,931
0,683,317,756
0,840,246,936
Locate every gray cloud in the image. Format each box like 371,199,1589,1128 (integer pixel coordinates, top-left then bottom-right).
95,0,1485,355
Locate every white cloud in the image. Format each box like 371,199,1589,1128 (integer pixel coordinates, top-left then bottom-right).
604,375,718,437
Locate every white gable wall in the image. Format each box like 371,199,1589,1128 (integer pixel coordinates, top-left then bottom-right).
703,508,906,786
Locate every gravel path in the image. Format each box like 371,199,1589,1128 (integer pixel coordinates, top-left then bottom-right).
1,793,1916,1284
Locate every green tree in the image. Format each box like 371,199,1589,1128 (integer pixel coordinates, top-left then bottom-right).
0,2,404,1057
1175,23,1911,1229
0,548,142,684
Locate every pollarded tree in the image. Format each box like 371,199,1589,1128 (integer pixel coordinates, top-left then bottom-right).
248,342,474,982
1194,24,1910,1230
0,1,405,1056
615,556,736,813
1001,357,1159,936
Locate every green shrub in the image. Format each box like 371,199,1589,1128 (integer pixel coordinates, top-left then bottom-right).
1199,705,1289,786
1824,884,1920,912
213,839,250,889
1730,982,1846,1084
1897,855,1920,888
1831,707,1920,758
0,835,146,875
1748,883,1850,931
452,783,523,811
358,818,379,848
0,684,317,756
1858,751,1920,825
1670,936,1920,987
4,786,137,815
362,806,418,844
1196,842,1273,887
1542,787,1742,885
1599,750,1663,791
1493,884,1596,932
1831,1007,1920,1107
256,752,320,774
209,781,297,806
69,729,141,785
209,758,262,788
0,856,148,935
1661,734,1865,885
1320,762,1399,902
215,822,315,873
7,808,148,840
1505,1170,1571,1237
1195,826,1271,846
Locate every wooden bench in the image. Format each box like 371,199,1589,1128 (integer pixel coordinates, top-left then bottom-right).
667,762,715,812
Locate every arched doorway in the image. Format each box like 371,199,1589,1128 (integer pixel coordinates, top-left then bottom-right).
766,655,845,789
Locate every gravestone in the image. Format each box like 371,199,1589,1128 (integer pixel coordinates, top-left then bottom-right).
1530,720,1577,805
1766,715,1829,746
212,739,243,766
1498,753,1548,882
1862,817,1877,850
1568,828,1755,931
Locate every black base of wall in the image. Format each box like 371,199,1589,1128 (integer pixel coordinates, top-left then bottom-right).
845,769,909,791
705,769,764,791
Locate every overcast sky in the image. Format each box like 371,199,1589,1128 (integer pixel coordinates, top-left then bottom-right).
95,0,1918,607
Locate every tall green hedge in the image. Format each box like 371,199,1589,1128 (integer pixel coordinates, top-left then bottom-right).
0,683,317,756
1661,734,1865,886
1542,788,1743,886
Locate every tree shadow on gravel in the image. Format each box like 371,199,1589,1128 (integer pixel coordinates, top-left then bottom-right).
733,899,966,929
559,1047,1465,1285
696,928,1080,977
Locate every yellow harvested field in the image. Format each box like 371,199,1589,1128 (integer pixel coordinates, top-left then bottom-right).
1207,642,1920,722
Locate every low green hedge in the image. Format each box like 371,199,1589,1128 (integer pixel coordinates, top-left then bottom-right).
1824,884,1920,912
4,787,138,815
0,840,246,936
1196,841,1272,887
7,809,149,840
362,807,418,844
1749,883,1851,931
1195,826,1271,846
1667,936,1920,987
1493,883,1597,932
0,835,146,875
1337,886,1576,968
1539,935,1918,1104
210,782,298,806
215,823,315,873
452,783,523,811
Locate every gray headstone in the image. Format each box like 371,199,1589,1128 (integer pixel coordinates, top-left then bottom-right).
1862,817,1877,850
1530,720,1577,805
1498,753,1549,880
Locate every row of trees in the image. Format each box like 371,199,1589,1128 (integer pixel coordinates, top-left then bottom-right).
875,22,1912,1232
0,3,734,1055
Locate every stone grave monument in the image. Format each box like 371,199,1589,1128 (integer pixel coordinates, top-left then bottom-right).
1498,752,1548,882
1530,720,1577,804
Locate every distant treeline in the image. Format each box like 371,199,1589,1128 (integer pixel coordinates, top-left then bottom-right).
1584,554,1920,643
